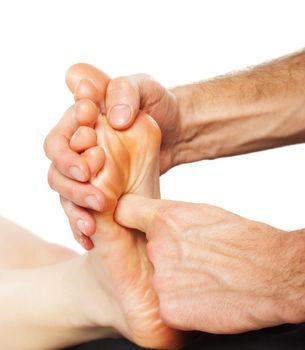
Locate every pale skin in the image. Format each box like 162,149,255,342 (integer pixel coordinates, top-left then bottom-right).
45,50,305,333
0,100,185,348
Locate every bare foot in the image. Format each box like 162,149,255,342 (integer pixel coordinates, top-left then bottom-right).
83,112,184,349
65,64,186,348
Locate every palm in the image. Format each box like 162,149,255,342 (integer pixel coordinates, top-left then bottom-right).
86,112,183,349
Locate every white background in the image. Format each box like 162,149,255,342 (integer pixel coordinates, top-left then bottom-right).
0,0,304,253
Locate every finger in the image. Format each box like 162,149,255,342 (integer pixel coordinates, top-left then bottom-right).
115,194,168,235
44,106,91,182
61,196,95,249
74,98,100,126
70,126,97,153
48,164,105,212
81,146,105,178
74,79,101,103
66,63,110,110
106,76,141,129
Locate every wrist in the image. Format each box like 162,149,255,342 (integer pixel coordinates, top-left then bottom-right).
170,84,205,166
171,79,262,163
170,82,229,164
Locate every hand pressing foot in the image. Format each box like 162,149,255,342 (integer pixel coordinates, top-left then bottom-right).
80,110,185,349
46,64,186,348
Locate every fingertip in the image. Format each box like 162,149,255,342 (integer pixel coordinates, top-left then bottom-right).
63,199,96,249
115,194,149,232
80,234,95,250
74,99,100,126
76,217,96,237
74,79,100,103
62,197,97,237
72,226,94,250
81,146,105,177
70,126,97,153
69,157,91,182
66,63,110,102
94,191,106,213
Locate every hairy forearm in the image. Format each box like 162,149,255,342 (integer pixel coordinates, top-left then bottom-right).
276,228,305,323
0,257,114,349
172,50,305,163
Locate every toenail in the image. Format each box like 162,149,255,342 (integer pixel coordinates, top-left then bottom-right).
85,195,100,211
108,104,132,126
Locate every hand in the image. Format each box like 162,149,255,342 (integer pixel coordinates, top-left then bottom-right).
44,65,110,237
102,71,181,174
115,195,305,334
44,63,183,241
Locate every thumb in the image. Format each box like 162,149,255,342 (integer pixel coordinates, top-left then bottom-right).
115,194,165,235
106,76,141,130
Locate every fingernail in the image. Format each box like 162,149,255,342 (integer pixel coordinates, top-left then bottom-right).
109,104,131,126
69,166,84,181
77,219,89,235
85,195,100,211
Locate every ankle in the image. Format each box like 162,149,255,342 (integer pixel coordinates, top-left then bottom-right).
76,253,122,337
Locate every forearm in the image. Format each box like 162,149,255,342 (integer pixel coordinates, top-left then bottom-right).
0,257,115,350
172,50,305,163
274,227,305,323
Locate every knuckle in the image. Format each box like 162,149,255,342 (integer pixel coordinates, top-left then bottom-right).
152,203,181,232
151,206,167,229
76,98,90,108
70,182,80,201
55,151,75,174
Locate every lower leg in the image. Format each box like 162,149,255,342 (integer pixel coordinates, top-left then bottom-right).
0,216,78,269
